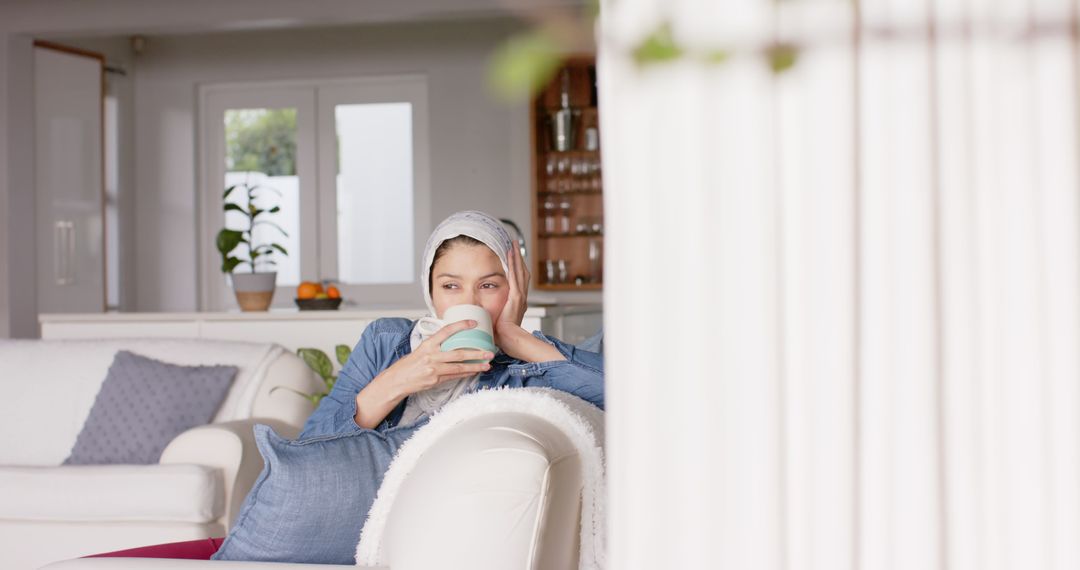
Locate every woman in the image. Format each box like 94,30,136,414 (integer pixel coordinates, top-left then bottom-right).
301,209,604,438
87,211,603,562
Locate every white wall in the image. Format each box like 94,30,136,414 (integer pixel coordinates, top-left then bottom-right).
0,34,9,337
2,33,38,337
132,18,598,311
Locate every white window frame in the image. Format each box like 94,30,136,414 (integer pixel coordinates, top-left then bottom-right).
197,76,430,311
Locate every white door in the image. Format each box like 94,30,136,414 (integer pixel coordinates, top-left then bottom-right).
34,45,105,314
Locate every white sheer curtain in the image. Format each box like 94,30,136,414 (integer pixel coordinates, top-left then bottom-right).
599,1,1080,569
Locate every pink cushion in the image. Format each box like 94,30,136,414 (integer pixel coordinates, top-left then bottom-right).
85,537,225,560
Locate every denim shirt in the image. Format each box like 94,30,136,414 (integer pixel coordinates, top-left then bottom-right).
299,318,604,439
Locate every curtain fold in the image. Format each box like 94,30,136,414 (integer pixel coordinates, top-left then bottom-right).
600,1,1080,569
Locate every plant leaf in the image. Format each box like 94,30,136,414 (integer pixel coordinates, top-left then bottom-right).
221,256,243,273
488,30,564,102
705,50,730,65
271,243,289,256
250,185,283,197
768,44,799,74
269,385,323,406
223,203,245,214
223,185,238,200
297,348,334,382
254,220,289,237
216,229,244,256
268,206,281,213
633,22,684,66
335,344,351,367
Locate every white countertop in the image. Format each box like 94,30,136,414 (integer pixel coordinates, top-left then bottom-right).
39,304,602,323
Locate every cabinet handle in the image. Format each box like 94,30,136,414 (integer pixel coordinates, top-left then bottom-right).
66,221,76,285
54,220,75,286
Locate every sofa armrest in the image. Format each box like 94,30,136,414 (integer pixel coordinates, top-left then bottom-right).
40,558,375,569
160,419,300,530
250,351,321,427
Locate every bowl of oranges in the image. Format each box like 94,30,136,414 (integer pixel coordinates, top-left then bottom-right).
295,281,343,310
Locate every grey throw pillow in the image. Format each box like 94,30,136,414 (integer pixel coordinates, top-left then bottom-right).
64,350,238,465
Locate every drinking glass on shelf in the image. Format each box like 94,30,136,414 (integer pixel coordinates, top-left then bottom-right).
556,259,568,284
544,259,558,284
590,158,603,191
556,156,571,192
588,239,603,284
558,199,573,234
545,156,559,192
571,157,586,191
542,198,557,235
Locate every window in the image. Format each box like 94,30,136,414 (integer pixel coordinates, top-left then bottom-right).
199,77,430,310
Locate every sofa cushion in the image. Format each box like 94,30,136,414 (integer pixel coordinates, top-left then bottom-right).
211,423,421,565
0,464,223,522
64,351,237,465
0,339,284,466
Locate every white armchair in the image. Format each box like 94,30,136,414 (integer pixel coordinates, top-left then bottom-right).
39,389,605,570
0,338,321,570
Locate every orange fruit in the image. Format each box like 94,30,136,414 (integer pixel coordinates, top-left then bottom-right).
326,286,341,299
296,281,321,300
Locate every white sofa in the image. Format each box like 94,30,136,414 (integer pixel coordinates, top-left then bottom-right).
0,338,322,570
39,395,598,570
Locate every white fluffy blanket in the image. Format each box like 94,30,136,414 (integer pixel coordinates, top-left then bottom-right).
355,387,606,569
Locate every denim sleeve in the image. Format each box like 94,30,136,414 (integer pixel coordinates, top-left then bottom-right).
299,323,390,439
521,332,605,410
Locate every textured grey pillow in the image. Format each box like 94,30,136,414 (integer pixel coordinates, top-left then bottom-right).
64,350,238,465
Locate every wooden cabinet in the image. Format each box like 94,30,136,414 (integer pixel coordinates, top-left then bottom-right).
531,56,604,290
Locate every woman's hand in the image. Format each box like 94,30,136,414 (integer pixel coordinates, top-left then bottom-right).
494,247,565,363
354,320,493,429
497,245,530,330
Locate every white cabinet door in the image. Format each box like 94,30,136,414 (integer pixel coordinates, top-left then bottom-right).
34,45,105,314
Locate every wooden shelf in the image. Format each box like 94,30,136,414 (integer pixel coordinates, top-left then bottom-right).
536,283,603,291
541,149,600,157
538,189,602,196
531,55,604,292
538,233,604,239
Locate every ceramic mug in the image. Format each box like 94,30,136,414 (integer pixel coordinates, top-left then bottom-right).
440,304,496,360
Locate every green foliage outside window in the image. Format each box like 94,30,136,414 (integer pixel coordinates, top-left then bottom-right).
226,108,297,176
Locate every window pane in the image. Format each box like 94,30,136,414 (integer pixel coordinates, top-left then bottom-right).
335,103,414,284
223,108,300,286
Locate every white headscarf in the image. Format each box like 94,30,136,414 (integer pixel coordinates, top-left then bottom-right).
400,211,514,424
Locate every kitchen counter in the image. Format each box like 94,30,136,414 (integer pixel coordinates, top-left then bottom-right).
39,305,603,356
39,304,599,322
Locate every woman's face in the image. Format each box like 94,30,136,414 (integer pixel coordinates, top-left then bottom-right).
430,243,509,324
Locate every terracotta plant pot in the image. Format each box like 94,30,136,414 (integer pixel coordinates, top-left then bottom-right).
230,272,276,311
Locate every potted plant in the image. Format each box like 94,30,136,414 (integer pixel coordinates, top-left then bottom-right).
271,345,352,405
216,179,288,311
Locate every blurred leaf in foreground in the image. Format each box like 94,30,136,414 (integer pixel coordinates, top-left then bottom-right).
489,30,564,102
633,22,684,66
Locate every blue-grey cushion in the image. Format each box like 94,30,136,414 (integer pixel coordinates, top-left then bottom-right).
63,350,237,465
212,422,424,564
576,326,604,354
